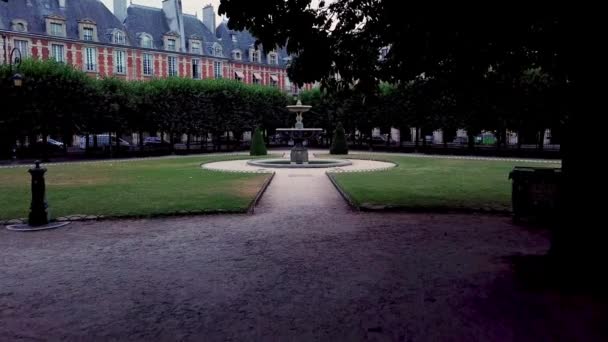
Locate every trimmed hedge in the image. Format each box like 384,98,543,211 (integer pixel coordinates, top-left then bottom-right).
250,127,268,156
330,122,349,154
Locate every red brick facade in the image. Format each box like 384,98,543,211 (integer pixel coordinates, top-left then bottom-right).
1,31,311,91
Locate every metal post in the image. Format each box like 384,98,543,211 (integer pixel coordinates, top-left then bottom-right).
28,161,49,226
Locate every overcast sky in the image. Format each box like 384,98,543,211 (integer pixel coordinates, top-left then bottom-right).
100,0,324,24
100,0,225,22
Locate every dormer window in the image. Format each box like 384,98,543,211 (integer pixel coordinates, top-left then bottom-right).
113,31,126,45
213,43,223,57
46,15,67,37
163,33,180,51
250,49,260,63
78,19,98,42
140,34,153,49
232,50,242,60
51,23,64,36
231,34,237,43
268,52,278,65
11,19,28,32
167,39,176,51
191,41,201,54
83,27,94,41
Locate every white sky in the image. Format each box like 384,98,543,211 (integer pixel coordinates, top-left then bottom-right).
100,0,225,22
100,0,325,24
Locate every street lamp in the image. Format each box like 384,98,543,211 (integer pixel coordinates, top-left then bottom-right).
8,47,23,87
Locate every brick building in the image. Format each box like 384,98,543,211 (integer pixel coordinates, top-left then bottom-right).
0,0,311,93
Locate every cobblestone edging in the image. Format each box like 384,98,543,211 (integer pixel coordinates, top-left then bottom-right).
1,209,253,227
348,151,561,164
247,172,276,214
0,152,251,169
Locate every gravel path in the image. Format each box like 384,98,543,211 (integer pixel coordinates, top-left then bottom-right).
2,152,601,342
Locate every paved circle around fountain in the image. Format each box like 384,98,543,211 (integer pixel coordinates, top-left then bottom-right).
202,157,396,173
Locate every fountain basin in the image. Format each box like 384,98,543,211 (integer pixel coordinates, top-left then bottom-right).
247,158,353,169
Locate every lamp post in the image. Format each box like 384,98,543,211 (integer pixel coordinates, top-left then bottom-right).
8,47,23,87
2,31,24,86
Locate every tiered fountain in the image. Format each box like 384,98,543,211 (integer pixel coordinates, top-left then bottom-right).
247,100,352,168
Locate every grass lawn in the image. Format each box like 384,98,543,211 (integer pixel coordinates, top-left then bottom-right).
0,155,271,221
324,154,561,211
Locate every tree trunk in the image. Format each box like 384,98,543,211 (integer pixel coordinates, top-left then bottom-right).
170,132,175,154
538,129,545,151
115,132,120,157
186,133,191,152
42,134,49,162
467,132,475,153
138,131,144,152
108,133,114,158
496,130,502,151
517,129,523,150
85,134,90,154
414,128,420,152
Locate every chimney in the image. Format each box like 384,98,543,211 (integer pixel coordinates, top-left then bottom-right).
203,4,216,34
162,0,186,51
113,0,127,23
58,0,66,8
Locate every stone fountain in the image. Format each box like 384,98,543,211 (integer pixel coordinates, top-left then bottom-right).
247,100,352,168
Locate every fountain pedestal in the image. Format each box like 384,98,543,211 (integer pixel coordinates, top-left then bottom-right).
276,128,322,164
291,146,308,164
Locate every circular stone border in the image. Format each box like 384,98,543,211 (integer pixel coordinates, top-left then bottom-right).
6,221,71,232
246,158,353,169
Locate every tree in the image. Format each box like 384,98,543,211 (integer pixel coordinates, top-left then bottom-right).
250,127,267,156
330,122,348,154
219,2,593,283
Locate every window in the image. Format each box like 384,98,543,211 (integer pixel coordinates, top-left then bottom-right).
113,31,126,44
141,35,153,48
234,71,244,82
214,45,223,57
84,47,97,72
214,61,222,79
83,27,94,41
14,40,29,59
231,34,237,43
268,53,278,65
14,22,26,32
115,50,126,74
167,39,176,51
143,53,153,76
192,59,200,79
50,22,64,36
270,74,278,87
51,44,64,63
251,50,260,63
252,73,261,85
168,56,178,76
232,50,241,60
191,41,201,54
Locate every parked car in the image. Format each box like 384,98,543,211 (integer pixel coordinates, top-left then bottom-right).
370,135,397,146
452,136,469,145
143,137,169,146
31,138,65,153
78,134,130,150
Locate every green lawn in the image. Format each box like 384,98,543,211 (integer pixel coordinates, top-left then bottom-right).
325,154,561,212
0,155,271,221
